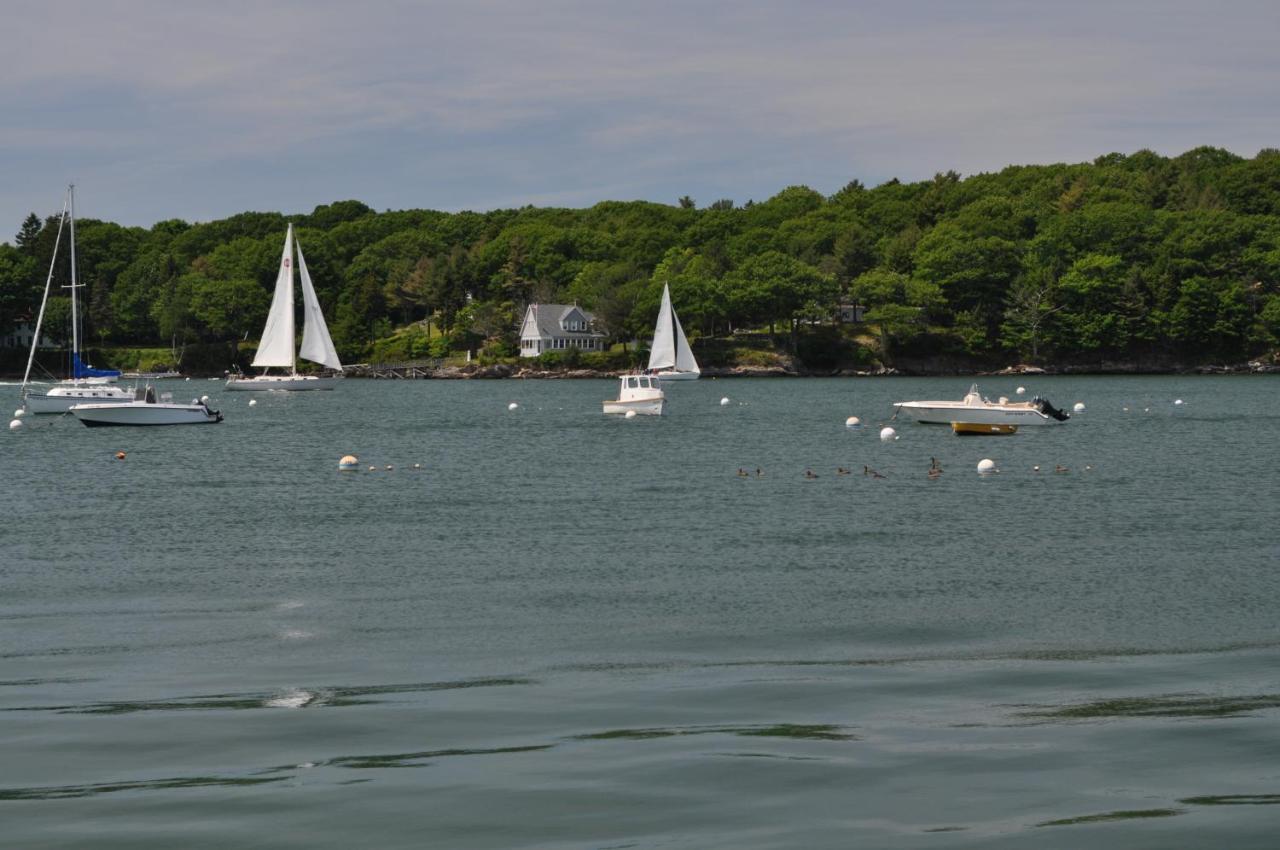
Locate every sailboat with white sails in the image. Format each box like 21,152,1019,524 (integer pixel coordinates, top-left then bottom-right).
21,185,134,414
646,282,700,381
225,224,342,391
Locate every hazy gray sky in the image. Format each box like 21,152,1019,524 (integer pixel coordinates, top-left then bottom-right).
3,0,1278,230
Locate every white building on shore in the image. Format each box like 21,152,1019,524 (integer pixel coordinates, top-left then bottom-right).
519,304,608,357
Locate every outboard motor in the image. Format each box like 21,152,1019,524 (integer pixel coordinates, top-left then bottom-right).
1033,396,1070,421
200,399,223,423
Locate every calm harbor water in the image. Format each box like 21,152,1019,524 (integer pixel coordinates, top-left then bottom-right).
2,375,1279,848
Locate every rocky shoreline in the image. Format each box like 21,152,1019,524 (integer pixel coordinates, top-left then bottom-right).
339,358,1280,380
6,358,1275,382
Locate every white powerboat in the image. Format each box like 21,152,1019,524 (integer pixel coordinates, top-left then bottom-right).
894,384,1069,426
226,224,342,391
646,283,700,381
19,186,133,414
70,386,222,427
603,374,666,416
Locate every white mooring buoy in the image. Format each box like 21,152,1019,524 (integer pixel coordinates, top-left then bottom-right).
1073,402,1085,413
1015,386,1026,395
880,426,897,442
977,458,997,474
720,397,730,406
1174,399,1184,406
338,455,360,471
508,402,518,411
845,416,862,429
9,419,24,431
200,395,210,404
248,399,257,406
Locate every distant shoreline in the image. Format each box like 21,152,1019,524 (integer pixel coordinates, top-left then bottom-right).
336,361,1280,380
5,361,1276,383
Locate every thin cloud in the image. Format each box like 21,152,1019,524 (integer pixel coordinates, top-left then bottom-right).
2,1,1278,228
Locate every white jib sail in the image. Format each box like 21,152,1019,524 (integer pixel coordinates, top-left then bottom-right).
252,225,298,369
296,238,343,371
672,300,699,374
647,283,677,371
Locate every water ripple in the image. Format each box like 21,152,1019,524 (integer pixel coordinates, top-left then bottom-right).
1180,794,1280,806
1037,809,1184,827
0,775,287,802
1018,693,1280,720
3,677,535,715
572,723,856,742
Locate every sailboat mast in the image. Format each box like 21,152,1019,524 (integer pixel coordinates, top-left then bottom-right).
290,226,297,377
67,185,80,376
20,190,70,393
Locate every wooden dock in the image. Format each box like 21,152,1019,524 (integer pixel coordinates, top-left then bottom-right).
345,359,445,379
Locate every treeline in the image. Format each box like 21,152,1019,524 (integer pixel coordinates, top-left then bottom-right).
3,146,1280,368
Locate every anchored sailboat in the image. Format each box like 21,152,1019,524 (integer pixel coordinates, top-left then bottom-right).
646,283,699,381
226,224,342,391
21,185,132,414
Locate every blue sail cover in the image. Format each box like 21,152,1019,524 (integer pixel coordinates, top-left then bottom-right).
72,353,122,379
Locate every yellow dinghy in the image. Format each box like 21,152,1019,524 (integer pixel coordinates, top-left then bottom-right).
952,421,1018,435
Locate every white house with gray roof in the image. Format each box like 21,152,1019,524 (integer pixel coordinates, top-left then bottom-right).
519,303,608,357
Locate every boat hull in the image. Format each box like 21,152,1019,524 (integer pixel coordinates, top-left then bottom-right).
23,386,136,414
894,403,1055,426
952,422,1019,435
225,375,340,391
603,398,666,416
652,370,699,382
71,402,222,427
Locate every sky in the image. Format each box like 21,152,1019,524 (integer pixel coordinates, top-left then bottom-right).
2,0,1279,232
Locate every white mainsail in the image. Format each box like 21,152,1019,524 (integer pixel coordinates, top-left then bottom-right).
647,283,699,375
296,240,343,371
648,285,677,371
252,225,297,369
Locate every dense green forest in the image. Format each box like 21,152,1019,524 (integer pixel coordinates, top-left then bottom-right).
4,146,1280,373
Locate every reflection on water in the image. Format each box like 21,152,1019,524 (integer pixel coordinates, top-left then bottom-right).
0,775,287,801
1180,794,1280,806
5,677,535,715
324,745,553,770
574,724,856,741
1037,809,1184,827
1021,693,1280,720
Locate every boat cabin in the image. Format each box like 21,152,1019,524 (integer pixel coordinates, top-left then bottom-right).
616,373,664,402
622,374,659,392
